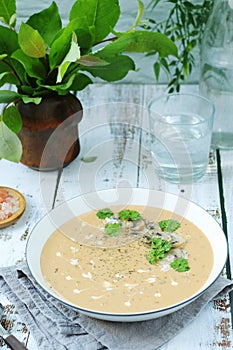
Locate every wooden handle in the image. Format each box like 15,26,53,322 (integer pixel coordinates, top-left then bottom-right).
4,335,28,350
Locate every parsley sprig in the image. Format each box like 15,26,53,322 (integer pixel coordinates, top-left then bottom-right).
96,208,141,237
118,209,141,221
146,237,190,273
146,237,172,264
105,223,122,237
170,258,190,272
96,208,190,273
96,208,114,220
158,219,180,232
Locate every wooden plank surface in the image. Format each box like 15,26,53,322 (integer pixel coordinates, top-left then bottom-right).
0,84,232,349
219,150,233,276
0,161,60,348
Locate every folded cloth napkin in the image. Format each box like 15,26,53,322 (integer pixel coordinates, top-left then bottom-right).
0,262,232,350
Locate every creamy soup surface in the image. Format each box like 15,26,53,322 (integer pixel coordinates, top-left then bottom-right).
40,205,214,313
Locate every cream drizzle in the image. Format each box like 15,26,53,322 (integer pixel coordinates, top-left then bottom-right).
70,246,78,253
73,289,81,294
137,269,151,273
147,277,156,283
70,258,78,266
82,272,92,279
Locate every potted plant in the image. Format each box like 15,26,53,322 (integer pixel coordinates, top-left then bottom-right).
0,0,177,170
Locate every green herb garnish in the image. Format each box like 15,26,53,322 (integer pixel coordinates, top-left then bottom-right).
96,208,114,220
146,237,172,264
118,209,141,221
158,219,180,232
170,258,190,272
105,223,122,237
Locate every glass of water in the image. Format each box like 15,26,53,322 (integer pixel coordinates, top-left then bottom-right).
148,93,215,184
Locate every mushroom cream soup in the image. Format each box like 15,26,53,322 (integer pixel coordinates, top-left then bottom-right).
40,206,214,313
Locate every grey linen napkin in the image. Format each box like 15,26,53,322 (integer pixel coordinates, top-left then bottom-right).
0,262,232,350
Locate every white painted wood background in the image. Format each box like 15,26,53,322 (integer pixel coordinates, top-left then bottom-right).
0,83,232,349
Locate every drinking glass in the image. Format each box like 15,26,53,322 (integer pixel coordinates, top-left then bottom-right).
148,93,215,184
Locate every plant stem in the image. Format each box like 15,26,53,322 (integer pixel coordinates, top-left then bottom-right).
2,59,23,85
2,98,21,114
94,35,117,47
147,0,214,91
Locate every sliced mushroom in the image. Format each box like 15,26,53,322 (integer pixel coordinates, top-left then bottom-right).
141,230,185,248
122,219,147,235
166,248,188,260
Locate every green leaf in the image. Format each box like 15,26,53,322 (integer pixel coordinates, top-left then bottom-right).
0,54,7,60
0,25,19,55
57,62,70,84
26,2,62,46
39,73,77,94
5,57,28,85
128,0,145,32
49,18,94,69
3,105,22,133
160,57,171,74
69,0,120,43
118,209,141,221
0,90,21,103
19,85,35,96
39,70,91,95
77,55,109,67
146,237,172,265
9,12,15,26
170,258,190,272
69,73,93,91
96,208,114,219
0,61,10,73
12,49,47,80
158,219,181,232
105,223,122,237
18,23,46,58
21,96,41,104
102,31,178,58
57,33,80,83
68,18,95,53
84,54,135,82
81,156,97,162
153,61,160,81
0,0,16,27
49,28,72,70
0,71,18,87
0,120,22,162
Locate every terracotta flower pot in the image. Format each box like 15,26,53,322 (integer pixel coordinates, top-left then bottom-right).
17,93,83,171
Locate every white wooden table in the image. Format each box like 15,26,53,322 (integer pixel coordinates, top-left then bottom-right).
0,83,232,349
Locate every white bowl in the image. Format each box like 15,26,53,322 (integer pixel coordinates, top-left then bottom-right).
26,188,228,322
